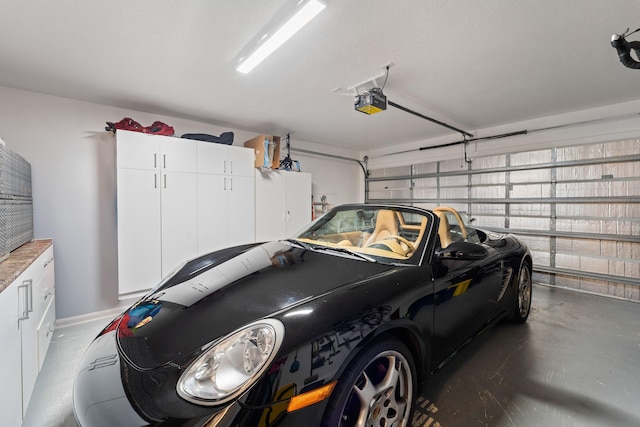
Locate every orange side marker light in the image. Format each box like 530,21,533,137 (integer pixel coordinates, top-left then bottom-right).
287,381,337,413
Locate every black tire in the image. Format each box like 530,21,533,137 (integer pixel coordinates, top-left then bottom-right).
510,262,532,323
321,336,416,427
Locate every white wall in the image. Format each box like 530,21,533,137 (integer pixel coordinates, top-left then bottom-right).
0,86,363,319
286,142,365,217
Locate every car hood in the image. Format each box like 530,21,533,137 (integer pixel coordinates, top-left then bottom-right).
114,241,395,370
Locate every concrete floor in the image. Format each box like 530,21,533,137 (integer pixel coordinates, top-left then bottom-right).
22,315,108,427
412,284,640,427
23,284,640,427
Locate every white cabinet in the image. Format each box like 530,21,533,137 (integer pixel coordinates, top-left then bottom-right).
0,240,55,425
197,140,255,176
197,143,255,254
20,244,55,417
161,170,197,276
116,132,256,298
0,278,22,427
116,131,198,298
255,170,312,241
116,167,162,295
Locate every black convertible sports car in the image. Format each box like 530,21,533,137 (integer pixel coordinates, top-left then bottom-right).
73,204,532,427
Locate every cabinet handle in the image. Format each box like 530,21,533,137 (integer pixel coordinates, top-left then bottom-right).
163,154,166,169
154,174,157,189
18,282,27,320
18,280,32,320
27,279,33,313
154,153,157,168
230,178,233,191
223,177,226,191
46,323,55,338
43,257,54,268
230,161,233,174
223,160,227,174
164,174,167,189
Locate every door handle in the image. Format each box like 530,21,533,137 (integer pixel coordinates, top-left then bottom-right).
18,279,32,320
27,279,33,313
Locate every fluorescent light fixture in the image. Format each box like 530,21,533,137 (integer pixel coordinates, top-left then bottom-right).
236,0,326,74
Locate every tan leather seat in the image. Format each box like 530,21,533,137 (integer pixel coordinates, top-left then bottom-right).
435,211,452,248
364,210,398,246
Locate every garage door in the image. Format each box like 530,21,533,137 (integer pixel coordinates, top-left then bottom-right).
366,138,640,300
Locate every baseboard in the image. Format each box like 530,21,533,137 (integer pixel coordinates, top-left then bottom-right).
55,303,132,329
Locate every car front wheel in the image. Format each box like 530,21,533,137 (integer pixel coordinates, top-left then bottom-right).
322,337,416,427
510,262,532,323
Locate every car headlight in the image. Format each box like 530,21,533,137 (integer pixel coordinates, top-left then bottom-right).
177,319,285,405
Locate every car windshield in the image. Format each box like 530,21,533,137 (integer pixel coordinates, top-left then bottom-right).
294,205,430,264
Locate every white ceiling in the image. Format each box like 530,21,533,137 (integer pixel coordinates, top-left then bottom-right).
1,0,639,151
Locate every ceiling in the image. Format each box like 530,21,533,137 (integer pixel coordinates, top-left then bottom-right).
1,0,639,152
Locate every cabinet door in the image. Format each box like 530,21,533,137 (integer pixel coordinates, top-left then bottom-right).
197,142,228,175
197,174,228,254
161,171,198,276
117,168,162,296
285,172,312,235
161,137,197,172
255,170,287,241
116,131,159,170
18,259,44,417
0,282,23,427
228,175,255,246
228,145,255,177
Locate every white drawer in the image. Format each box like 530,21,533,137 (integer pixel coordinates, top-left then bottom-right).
40,246,54,269
15,246,52,321
36,296,56,371
33,257,55,320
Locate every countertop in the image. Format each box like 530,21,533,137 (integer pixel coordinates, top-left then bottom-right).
0,239,53,293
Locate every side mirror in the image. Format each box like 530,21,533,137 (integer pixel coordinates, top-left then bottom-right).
436,241,488,261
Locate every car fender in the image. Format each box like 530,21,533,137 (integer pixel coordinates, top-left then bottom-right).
269,271,434,401
356,318,430,380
